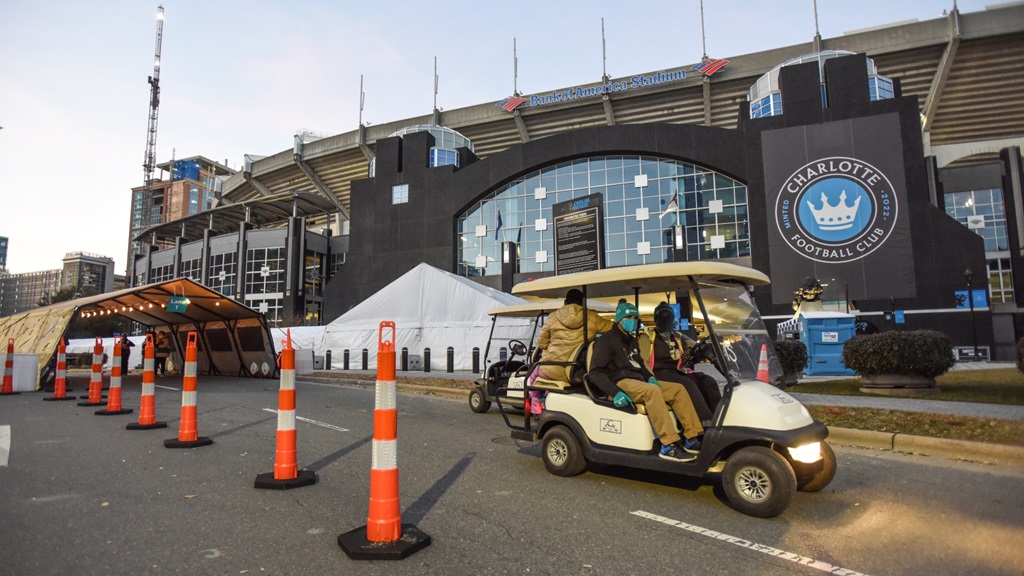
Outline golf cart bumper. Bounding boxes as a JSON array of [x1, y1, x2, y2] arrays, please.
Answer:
[[711, 420, 829, 479]]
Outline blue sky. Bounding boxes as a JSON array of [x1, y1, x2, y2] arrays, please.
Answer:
[[0, 0, 988, 275]]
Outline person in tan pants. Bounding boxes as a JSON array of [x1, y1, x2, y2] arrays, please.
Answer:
[[588, 301, 704, 462]]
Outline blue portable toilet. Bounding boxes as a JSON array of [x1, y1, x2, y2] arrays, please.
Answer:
[[798, 312, 856, 376]]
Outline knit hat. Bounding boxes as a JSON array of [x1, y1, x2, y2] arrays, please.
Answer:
[[614, 301, 639, 324], [564, 288, 584, 306], [654, 301, 674, 320]]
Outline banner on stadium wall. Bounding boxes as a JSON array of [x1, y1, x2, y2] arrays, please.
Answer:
[[762, 113, 916, 304]]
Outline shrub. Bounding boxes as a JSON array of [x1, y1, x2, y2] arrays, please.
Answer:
[[1017, 336, 1024, 374], [842, 330, 956, 379], [775, 339, 808, 375]]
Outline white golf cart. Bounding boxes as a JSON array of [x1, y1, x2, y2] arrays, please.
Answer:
[[470, 300, 615, 414], [496, 262, 836, 518]]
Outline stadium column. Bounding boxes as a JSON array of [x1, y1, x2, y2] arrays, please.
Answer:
[[172, 235, 184, 279], [283, 215, 305, 325], [200, 227, 212, 286], [235, 220, 251, 302]]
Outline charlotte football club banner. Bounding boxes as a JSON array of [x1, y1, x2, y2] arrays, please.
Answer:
[[762, 113, 916, 304]]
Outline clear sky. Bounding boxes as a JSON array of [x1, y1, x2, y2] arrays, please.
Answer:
[[0, 0, 990, 276]]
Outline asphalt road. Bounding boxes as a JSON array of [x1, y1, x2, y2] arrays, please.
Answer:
[[1, 375, 1023, 576]]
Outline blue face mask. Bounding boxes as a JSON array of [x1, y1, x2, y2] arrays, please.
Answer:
[[620, 318, 638, 333]]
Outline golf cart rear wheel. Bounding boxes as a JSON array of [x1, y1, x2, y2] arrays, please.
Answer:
[[798, 441, 837, 493], [542, 425, 587, 477], [469, 387, 491, 413], [722, 447, 796, 518]]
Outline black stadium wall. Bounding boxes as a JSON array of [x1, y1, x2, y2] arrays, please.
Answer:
[[326, 53, 992, 354]]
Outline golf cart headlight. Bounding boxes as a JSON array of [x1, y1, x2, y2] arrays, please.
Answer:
[[788, 442, 822, 464]]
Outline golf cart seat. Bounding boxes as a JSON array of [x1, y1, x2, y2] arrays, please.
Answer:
[[576, 341, 650, 415], [532, 343, 588, 391]]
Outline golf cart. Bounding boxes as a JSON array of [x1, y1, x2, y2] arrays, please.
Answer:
[[495, 262, 836, 518], [469, 300, 615, 414]]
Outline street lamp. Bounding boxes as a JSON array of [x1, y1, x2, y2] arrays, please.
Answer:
[[963, 268, 979, 361]]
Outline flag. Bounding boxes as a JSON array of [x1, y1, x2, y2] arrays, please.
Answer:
[[660, 191, 679, 220], [516, 221, 522, 244], [495, 209, 503, 240]]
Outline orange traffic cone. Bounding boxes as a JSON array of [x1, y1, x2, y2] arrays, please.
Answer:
[[96, 338, 133, 416], [2, 338, 20, 396], [127, 334, 167, 430], [165, 332, 212, 448], [338, 321, 431, 560], [756, 343, 770, 383], [44, 339, 76, 401], [77, 338, 107, 406], [255, 329, 317, 490]]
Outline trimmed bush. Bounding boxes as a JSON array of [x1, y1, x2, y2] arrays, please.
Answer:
[[1017, 336, 1024, 374], [775, 339, 808, 376], [842, 330, 956, 379]]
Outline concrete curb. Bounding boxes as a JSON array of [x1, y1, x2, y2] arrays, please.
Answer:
[[828, 427, 1024, 468], [299, 375, 1024, 468]]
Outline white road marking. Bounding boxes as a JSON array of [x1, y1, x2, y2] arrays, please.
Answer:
[[631, 510, 871, 576], [0, 425, 10, 467], [155, 385, 180, 391], [262, 409, 349, 432]]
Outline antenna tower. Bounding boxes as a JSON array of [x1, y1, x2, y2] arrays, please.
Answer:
[[143, 6, 165, 212]]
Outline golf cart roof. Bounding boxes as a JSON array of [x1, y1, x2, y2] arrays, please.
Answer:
[[487, 299, 617, 318], [511, 262, 770, 300]]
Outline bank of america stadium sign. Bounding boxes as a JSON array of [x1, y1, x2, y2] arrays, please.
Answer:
[[497, 57, 729, 112]]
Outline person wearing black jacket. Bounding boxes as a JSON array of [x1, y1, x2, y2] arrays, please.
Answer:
[[588, 301, 704, 462]]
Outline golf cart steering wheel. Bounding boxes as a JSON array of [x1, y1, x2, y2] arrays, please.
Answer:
[[508, 339, 528, 357], [683, 337, 714, 366]]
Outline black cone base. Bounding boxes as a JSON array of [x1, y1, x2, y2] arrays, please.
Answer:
[[164, 437, 213, 449], [126, 421, 168, 430], [95, 408, 133, 415], [43, 396, 77, 401], [77, 399, 106, 406], [337, 524, 431, 560], [254, 469, 318, 490], [1, 391, 21, 396]]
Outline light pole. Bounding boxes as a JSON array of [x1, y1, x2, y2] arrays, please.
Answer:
[[963, 268, 979, 361]]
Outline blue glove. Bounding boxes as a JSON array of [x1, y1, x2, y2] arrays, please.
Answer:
[[648, 377, 659, 386], [613, 391, 632, 408]]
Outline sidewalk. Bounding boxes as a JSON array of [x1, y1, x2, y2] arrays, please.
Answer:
[[790, 393, 1024, 421]]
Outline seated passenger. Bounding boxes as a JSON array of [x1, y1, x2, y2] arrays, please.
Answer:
[[588, 301, 704, 463], [527, 289, 614, 414], [642, 302, 722, 423]]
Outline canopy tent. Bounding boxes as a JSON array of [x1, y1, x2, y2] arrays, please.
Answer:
[[0, 278, 278, 388], [322, 263, 527, 370]]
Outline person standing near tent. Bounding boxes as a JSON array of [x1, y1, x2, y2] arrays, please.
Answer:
[[155, 331, 171, 376], [119, 334, 135, 376]]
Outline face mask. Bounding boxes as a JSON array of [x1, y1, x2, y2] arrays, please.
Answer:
[[655, 316, 674, 333], [620, 318, 638, 333]]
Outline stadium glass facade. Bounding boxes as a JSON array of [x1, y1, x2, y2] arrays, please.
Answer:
[[944, 188, 1014, 303], [457, 156, 749, 277]]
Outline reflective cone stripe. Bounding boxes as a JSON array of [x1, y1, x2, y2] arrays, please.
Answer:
[[175, 332, 200, 442], [273, 330, 298, 480], [756, 343, 770, 383], [137, 335, 158, 425], [2, 338, 14, 394], [105, 340, 124, 411], [87, 338, 104, 403], [54, 339, 68, 398], [367, 321, 401, 543]]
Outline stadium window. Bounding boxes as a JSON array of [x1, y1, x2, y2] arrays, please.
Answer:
[[392, 184, 409, 205]]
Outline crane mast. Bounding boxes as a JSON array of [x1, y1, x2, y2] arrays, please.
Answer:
[[143, 5, 164, 196]]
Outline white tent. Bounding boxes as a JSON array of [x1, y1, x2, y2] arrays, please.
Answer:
[[322, 263, 527, 370]]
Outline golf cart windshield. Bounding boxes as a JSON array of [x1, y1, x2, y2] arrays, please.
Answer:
[[697, 286, 782, 384]]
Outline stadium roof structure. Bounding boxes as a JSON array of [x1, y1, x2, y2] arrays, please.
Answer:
[[216, 5, 1024, 216]]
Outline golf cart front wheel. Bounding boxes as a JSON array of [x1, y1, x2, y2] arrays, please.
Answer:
[[722, 446, 796, 518], [541, 425, 587, 477], [469, 387, 491, 413], [798, 441, 837, 493]]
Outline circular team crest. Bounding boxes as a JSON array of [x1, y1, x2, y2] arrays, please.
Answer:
[[775, 157, 897, 263]]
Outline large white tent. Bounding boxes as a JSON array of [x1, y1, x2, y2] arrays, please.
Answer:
[[322, 263, 527, 370]]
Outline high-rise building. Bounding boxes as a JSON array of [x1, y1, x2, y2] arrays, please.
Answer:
[[0, 269, 62, 316], [0, 236, 8, 272], [127, 156, 235, 275], [0, 252, 116, 316], [61, 252, 115, 296]]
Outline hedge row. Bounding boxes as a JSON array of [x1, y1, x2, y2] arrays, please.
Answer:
[[842, 330, 955, 378]]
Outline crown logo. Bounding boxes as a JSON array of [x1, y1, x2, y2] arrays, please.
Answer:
[[806, 190, 860, 230]]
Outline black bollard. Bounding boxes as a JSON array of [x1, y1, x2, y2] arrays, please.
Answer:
[[472, 347, 480, 374], [446, 347, 454, 373], [401, 347, 409, 372], [343, 349, 350, 371], [424, 348, 431, 373], [325, 349, 332, 370], [361, 348, 368, 371]]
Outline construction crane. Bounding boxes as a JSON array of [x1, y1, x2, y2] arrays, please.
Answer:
[[143, 5, 165, 206]]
